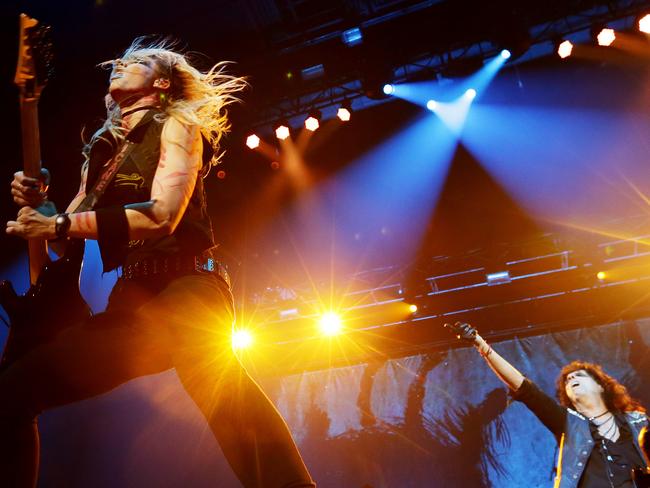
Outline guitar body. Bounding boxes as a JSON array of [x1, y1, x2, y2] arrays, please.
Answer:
[[0, 240, 91, 369], [0, 14, 91, 369]]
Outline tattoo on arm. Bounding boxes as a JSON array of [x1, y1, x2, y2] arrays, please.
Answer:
[[70, 211, 97, 233]]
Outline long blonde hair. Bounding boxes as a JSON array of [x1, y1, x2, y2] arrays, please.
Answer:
[[84, 37, 247, 168]]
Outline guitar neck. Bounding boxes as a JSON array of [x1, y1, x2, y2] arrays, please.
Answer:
[[20, 98, 42, 177], [20, 96, 48, 284]]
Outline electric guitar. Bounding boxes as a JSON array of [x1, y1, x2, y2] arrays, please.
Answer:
[[0, 14, 90, 368]]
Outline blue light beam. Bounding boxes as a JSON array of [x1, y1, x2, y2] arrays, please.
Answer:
[[322, 113, 460, 265], [426, 88, 477, 135], [389, 50, 510, 107]]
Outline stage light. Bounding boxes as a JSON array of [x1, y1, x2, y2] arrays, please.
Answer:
[[557, 40, 573, 59], [337, 107, 351, 121], [639, 14, 650, 34], [337, 100, 352, 122], [342, 27, 363, 46], [216, 170, 226, 179], [232, 329, 253, 350], [596, 28, 616, 47], [426, 100, 438, 111], [500, 49, 511, 59], [408, 304, 418, 313], [465, 88, 477, 100], [245, 134, 260, 149], [597, 271, 607, 281], [319, 311, 342, 336], [304, 109, 321, 132], [305, 116, 319, 131], [383, 83, 395, 95], [486, 271, 511, 286], [275, 124, 290, 140]]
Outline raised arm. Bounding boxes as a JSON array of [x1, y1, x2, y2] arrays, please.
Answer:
[[446, 321, 566, 436], [446, 322, 524, 391]]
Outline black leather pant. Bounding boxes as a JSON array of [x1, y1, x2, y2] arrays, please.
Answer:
[[0, 273, 315, 488]]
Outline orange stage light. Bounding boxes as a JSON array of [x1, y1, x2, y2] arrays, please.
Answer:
[[337, 107, 351, 122], [275, 125, 290, 140], [558, 40, 573, 59], [639, 14, 650, 34], [246, 134, 260, 149], [304, 116, 320, 131], [597, 28, 616, 47]]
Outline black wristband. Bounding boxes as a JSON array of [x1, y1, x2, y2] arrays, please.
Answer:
[[54, 213, 71, 238]]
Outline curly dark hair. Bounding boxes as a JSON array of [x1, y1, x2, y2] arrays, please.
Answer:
[[556, 360, 646, 413]]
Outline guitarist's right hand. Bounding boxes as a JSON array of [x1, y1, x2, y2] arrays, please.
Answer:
[[11, 169, 50, 208]]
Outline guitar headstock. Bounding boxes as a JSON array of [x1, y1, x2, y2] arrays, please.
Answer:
[[14, 13, 54, 100]]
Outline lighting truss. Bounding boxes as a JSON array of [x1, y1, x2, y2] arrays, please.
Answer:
[[245, 0, 650, 136]]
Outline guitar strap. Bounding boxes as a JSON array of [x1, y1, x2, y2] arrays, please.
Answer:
[[73, 138, 136, 213]]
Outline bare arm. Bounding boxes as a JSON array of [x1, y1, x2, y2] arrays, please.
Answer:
[[473, 333, 525, 391]]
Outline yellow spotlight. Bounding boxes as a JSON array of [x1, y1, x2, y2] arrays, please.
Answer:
[[337, 107, 351, 122], [319, 311, 342, 336], [232, 329, 253, 350], [558, 40, 573, 59], [246, 134, 260, 149], [408, 304, 418, 314], [275, 125, 290, 140], [597, 28, 616, 47], [596, 271, 607, 281], [304, 116, 320, 131], [639, 14, 650, 34]]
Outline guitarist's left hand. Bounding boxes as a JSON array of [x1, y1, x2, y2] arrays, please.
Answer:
[[6, 206, 56, 240]]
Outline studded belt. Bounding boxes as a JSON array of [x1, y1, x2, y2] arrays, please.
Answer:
[[121, 255, 231, 288]]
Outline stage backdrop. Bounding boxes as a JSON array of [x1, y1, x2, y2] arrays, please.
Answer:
[[36, 319, 650, 488]]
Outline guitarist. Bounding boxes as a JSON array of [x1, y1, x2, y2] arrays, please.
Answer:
[[448, 322, 647, 488], [3, 38, 315, 488]]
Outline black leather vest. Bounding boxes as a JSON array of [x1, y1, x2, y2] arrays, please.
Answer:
[[86, 110, 215, 271]]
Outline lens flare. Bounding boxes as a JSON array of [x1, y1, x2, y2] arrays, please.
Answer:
[[232, 329, 253, 349], [319, 312, 343, 336]]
